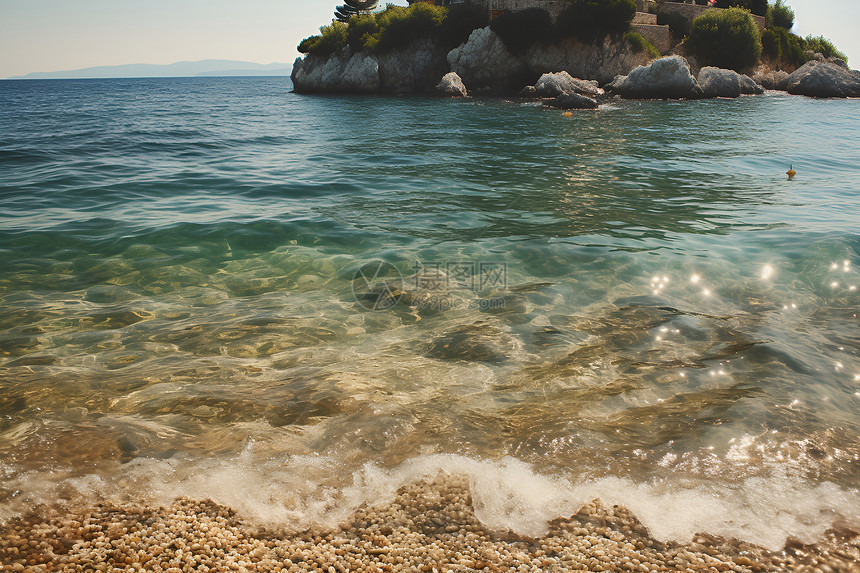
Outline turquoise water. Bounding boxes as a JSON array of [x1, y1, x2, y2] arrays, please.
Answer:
[[1, 77, 859, 547]]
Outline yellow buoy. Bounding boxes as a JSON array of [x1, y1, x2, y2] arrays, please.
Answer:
[[562, 111, 573, 117], [787, 164, 796, 179]]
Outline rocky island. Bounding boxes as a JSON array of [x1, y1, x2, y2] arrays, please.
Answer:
[[291, 0, 860, 101]]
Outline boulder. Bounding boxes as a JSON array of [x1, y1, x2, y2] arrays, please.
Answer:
[[697, 67, 742, 98], [696, 67, 763, 98], [783, 60, 860, 98], [826, 57, 849, 69], [519, 85, 538, 98], [606, 56, 702, 99], [752, 67, 789, 90], [738, 73, 765, 95], [534, 71, 604, 98], [544, 92, 599, 110], [436, 72, 467, 97], [447, 27, 526, 91]]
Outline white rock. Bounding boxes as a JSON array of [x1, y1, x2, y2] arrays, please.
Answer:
[[291, 39, 445, 94], [738, 73, 765, 95], [436, 72, 467, 97], [606, 56, 703, 99], [341, 52, 380, 93], [447, 27, 525, 90], [534, 71, 603, 97], [697, 67, 742, 98], [697, 67, 763, 97], [784, 60, 860, 98], [291, 47, 378, 93]]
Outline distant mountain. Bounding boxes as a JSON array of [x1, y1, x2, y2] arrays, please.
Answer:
[[8, 60, 292, 80]]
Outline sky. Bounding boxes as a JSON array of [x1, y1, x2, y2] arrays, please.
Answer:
[[0, 0, 857, 78]]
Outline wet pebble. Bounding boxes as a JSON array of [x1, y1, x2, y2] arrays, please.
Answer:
[[1, 475, 858, 573]]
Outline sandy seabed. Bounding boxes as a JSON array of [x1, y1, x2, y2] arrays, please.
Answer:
[[1, 474, 858, 573]]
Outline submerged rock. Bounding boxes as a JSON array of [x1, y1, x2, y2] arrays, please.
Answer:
[[544, 91, 599, 110], [534, 71, 603, 98], [697, 67, 763, 98], [606, 56, 703, 100], [783, 60, 860, 98], [427, 322, 514, 362], [436, 72, 467, 97]]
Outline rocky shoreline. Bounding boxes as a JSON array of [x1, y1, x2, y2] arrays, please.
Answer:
[[291, 26, 860, 102], [2, 474, 859, 572]]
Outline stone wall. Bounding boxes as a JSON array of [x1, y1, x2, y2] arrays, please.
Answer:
[[633, 24, 674, 54], [486, 0, 565, 20], [659, 2, 766, 32]]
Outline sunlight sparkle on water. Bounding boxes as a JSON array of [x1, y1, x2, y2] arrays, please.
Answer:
[[761, 265, 774, 280]]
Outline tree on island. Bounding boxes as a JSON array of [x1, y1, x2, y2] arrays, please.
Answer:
[[766, 0, 794, 30], [335, 0, 379, 23]]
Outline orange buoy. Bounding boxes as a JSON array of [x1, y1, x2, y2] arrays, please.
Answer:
[[787, 164, 796, 179], [562, 111, 573, 117]]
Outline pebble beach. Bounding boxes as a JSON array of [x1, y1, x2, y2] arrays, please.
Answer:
[[2, 474, 858, 573]]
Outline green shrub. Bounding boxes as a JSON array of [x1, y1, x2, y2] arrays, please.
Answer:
[[297, 36, 317, 54], [490, 8, 553, 54], [656, 11, 690, 42], [714, 0, 767, 16], [688, 7, 762, 70], [298, 1, 487, 55], [626, 31, 660, 58], [766, 0, 794, 30], [805, 35, 848, 64], [556, 0, 637, 44], [298, 22, 348, 57], [369, 3, 448, 53], [760, 27, 806, 68], [346, 14, 380, 50]]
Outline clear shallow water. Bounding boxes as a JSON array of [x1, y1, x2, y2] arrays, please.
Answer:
[[0, 77, 859, 548]]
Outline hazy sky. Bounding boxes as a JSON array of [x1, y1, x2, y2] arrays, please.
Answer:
[[0, 0, 857, 78]]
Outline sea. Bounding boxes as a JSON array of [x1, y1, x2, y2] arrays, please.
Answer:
[[0, 76, 858, 550]]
